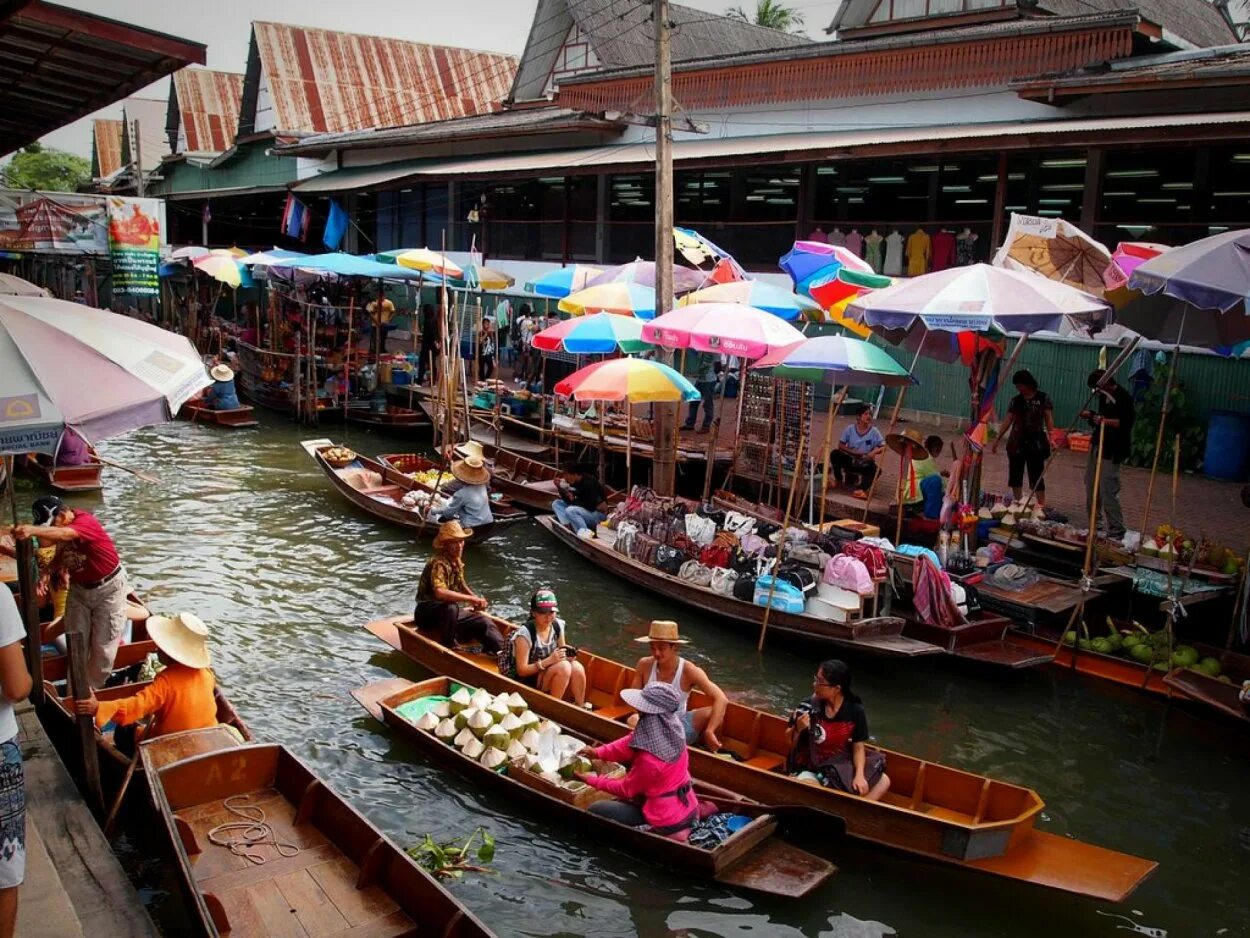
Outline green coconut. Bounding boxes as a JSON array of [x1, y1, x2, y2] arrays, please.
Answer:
[[480, 747, 508, 770], [434, 718, 459, 743], [1062, 631, 1077, 647], [486, 700, 511, 724], [507, 692, 529, 715], [505, 739, 528, 762], [460, 737, 486, 760], [469, 688, 493, 711], [519, 728, 542, 751], [1090, 638, 1113, 655], [1130, 643, 1155, 663], [482, 725, 510, 751], [1152, 660, 1171, 672], [1171, 645, 1200, 668], [558, 755, 592, 780], [1121, 633, 1142, 650], [498, 712, 524, 740], [468, 710, 495, 739], [1196, 657, 1222, 677], [447, 687, 472, 715], [518, 711, 541, 730], [1077, 638, 1093, 651], [454, 706, 480, 731], [453, 727, 476, 749], [414, 711, 441, 732]]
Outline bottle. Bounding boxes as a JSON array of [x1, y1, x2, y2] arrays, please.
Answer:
[[938, 530, 950, 567]]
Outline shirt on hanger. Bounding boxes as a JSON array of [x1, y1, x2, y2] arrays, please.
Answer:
[[906, 229, 931, 276], [883, 232, 905, 277], [931, 230, 956, 271], [844, 230, 864, 257]]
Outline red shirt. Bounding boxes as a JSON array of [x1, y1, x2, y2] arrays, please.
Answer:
[[59, 512, 119, 585]]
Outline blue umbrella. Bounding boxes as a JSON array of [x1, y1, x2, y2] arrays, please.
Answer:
[[524, 265, 603, 298]]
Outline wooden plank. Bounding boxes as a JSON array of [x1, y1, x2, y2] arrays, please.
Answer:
[[66, 632, 103, 812], [308, 856, 401, 927], [276, 867, 353, 936], [199, 844, 341, 894], [328, 909, 419, 937], [239, 878, 310, 937]]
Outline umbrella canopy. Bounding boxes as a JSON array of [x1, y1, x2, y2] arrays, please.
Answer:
[[192, 252, 249, 288], [680, 281, 819, 321], [381, 248, 463, 279], [780, 242, 873, 284], [753, 334, 916, 386], [587, 258, 707, 294], [846, 263, 1108, 336], [808, 267, 892, 312], [451, 264, 514, 291], [879, 321, 1008, 365], [532, 312, 650, 354], [1128, 228, 1250, 312], [272, 253, 428, 283], [240, 248, 307, 267], [0, 273, 48, 297], [0, 296, 209, 454], [554, 358, 699, 403], [641, 303, 805, 360], [1115, 292, 1250, 350], [559, 281, 657, 319], [673, 227, 747, 281], [1111, 242, 1169, 281], [169, 246, 210, 261], [993, 214, 1113, 295], [524, 265, 603, 298]]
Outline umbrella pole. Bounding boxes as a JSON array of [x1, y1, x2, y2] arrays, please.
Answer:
[[626, 402, 632, 492], [818, 387, 848, 530], [724, 360, 749, 491], [1141, 339, 1181, 538], [344, 292, 353, 419], [894, 444, 910, 547], [598, 408, 606, 481], [757, 432, 807, 653], [700, 368, 730, 503]]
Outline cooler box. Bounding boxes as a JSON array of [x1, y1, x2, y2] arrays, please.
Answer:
[[810, 582, 862, 622]]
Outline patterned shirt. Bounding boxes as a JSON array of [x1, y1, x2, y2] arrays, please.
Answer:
[[417, 555, 469, 603]]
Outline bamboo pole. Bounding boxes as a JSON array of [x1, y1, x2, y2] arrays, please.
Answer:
[[626, 401, 633, 491], [757, 431, 807, 653], [894, 443, 912, 547], [723, 360, 749, 491], [1165, 434, 1181, 602], [817, 386, 849, 530], [1141, 342, 1181, 538], [700, 359, 730, 502], [344, 291, 353, 420], [1054, 420, 1107, 667], [68, 631, 104, 813]]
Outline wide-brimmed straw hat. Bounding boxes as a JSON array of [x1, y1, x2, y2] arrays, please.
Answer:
[[635, 620, 689, 644], [147, 612, 212, 669], [209, 364, 235, 382], [451, 455, 490, 486], [621, 682, 684, 715], [454, 440, 485, 461], [886, 427, 929, 459], [433, 520, 474, 548]]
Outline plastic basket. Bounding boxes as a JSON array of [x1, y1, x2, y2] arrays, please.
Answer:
[[1068, 432, 1092, 453]]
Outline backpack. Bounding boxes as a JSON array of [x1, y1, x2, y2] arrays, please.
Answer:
[[655, 544, 685, 575]]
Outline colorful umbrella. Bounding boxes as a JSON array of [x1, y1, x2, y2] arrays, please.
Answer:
[[558, 281, 657, 319], [680, 281, 819, 321], [641, 303, 804, 360], [192, 252, 249, 288], [0, 273, 48, 297], [673, 227, 747, 281], [169, 246, 210, 261], [391, 248, 463, 279], [587, 258, 707, 294], [753, 334, 916, 386], [532, 312, 651, 354], [808, 267, 891, 312], [1128, 228, 1250, 312], [453, 264, 514, 291], [272, 253, 427, 283], [779, 241, 873, 284], [1111, 242, 1169, 282], [554, 358, 699, 403], [524, 265, 602, 298], [211, 246, 249, 259], [0, 296, 210, 453], [241, 248, 308, 268], [993, 213, 1113, 295]]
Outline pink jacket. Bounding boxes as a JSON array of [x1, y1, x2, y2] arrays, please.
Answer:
[[584, 734, 696, 832]]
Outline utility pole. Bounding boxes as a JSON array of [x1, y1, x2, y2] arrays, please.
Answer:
[[132, 119, 145, 197], [651, 0, 677, 496]]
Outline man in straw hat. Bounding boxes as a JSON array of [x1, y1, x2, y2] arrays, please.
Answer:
[[14, 496, 128, 689], [201, 361, 240, 410], [627, 620, 727, 752], [829, 404, 885, 497], [552, 463, 608, 540], [415, 521, 503, 653], [72, 612, 222, 750], [431, 452, 494, 529]]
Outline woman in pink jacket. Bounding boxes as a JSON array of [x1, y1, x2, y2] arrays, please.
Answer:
[[578, 682, 698, 840]]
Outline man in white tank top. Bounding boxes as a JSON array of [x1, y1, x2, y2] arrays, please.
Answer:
[[627, 620, 727, 751]]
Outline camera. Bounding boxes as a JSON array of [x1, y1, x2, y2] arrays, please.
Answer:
[[565, 646, 578, 659], [787, 701, 816, 726]]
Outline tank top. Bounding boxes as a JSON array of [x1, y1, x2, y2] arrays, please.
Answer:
[[646, 657, 690, 714]]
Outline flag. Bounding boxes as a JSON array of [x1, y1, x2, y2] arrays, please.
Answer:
[[964, 420, 989, 453], [281, 194, 310, 241], [322, 199, 348, 251]]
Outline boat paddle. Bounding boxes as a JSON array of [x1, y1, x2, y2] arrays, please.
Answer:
[[102, 717, 153, 837], [96, 456, 161, 485], [695, 793, 846, 837]]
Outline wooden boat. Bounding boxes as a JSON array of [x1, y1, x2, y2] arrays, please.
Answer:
[[352, 675, 834, 898], [1164, 659, 1250, 725], [149, 742, 494, 938], [413, 398, 551, 457], [301, 439, 527, 542], [536, 515, 939, 657], [138, 724, 248, 778], [343, 401, 430, 434], [363, 614, 1158, 901], [178, 400, 259, 428], [29, 446, 104, 492]]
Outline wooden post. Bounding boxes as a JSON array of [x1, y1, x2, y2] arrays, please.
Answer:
[[651, 0, 677, 496], [1141, 343, 1181, 538], [67, 632, 104, 813], [757, 432, 807, 653], [817, 386, 848, 529], [626, 401, 633, 492], [15, 539, 43, 707], [894, 443, 912, 547]]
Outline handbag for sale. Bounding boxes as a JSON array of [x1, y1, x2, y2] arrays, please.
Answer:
[[631, 531, 660, 567], [722, 510, 756, 537], [678, 560, 715, 587], [787, 543, 829, 570], [710, 567, 739, 596], [614, 521, 639, 557], [700, 543, 733, 569], [684, 513, 717, 548], [695, 504, 727, 527], [775, 563, 818, 596], [732, 574, 758, 602], [655, 544, 685, 575]]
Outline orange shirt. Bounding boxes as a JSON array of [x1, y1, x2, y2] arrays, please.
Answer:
[[95, 663, 218, 738]]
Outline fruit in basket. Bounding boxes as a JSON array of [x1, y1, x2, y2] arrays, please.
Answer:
[[322, 446, 356, 463]]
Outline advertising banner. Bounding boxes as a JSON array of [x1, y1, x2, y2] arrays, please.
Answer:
[[108, 196, 161, 295]]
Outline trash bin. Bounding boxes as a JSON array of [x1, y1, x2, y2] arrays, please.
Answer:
[[1204, 410, 1250, 481]]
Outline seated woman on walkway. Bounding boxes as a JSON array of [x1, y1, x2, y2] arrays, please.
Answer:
[[578, 682, 700, 840], [498, 588, 587, 706], [786, 659, 889, 800], [829, 406, 885, 496]]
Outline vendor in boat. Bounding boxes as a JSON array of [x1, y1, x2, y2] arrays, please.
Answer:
[[552, 463, 608, 539], [414, 521, 503, 653], [431, 454, 493, 528], [786, 659, 889, 801], [53, 428, 92, 466], [72, 612, 221, 754], [829, 405, 885, 496], [201, 363, 240, 411], [578, 682, 700, 840], [499, 588, 587, 707], [627, 620, 727, 752]]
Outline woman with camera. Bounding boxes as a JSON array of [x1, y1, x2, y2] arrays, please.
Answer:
[[787, 659, 889, 800], [498, 588, 587, 707]]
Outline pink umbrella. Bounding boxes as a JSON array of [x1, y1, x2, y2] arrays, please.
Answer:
[[641, 303, 805, 360], [1107, 241, 1169, 289], [587, 258, 708, 294]]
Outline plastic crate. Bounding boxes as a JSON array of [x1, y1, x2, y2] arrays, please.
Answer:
[[1068, 432, 1092, 453]]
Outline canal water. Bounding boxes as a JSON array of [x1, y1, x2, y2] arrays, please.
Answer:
[[56, 414, 1250, 937]]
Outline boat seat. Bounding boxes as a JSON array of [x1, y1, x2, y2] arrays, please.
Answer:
[[743, 752, 786, 773], [595, 703, 633, 721]]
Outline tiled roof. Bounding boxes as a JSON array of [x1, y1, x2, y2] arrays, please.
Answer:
[[91, 118, 122, 179], [171, 68, 244, 154], [248, 21, 517, 135]]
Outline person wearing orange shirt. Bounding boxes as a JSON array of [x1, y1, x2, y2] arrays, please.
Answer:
[[73, 612, 219, 752]]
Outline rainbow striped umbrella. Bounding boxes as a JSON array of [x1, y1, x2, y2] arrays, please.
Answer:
[[554, 358, 699, 403], [558, 281, 657, 318], [524, 265, 603, 298], [680, 281, 819, 321], [754, 335, 915, 386], [532, 312, 651, 354]]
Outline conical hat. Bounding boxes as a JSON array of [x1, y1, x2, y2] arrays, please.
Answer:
[[147, 612, 211, 669]]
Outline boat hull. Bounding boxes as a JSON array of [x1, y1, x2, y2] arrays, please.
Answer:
[[29, 452, 104, 492], [178, 401, 259, 428]]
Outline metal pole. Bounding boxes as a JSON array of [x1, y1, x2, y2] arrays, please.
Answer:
[[818, 386, 849, 529], [651, 0, 677, 496], [132, 118, 144, 198]]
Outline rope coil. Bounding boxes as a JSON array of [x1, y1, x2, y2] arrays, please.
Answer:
[[206, 795, 301, 866]]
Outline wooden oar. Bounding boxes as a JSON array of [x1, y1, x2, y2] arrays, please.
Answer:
[[96, 456, 160, 484], [697, 793, 846, 835], [102, 717, 152, 837]]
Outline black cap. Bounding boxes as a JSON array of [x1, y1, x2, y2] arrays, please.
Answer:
[[31, 496, 65, 526]]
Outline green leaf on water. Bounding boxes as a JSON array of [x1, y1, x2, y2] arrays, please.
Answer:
[[477, 830, 496, 863]]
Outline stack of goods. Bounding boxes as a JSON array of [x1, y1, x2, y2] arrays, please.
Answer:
[[398, 489, 450, 516], [406, 468, 449, 490], [1062, 618, 1228, 680]]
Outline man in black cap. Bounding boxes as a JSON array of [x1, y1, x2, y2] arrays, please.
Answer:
[[13, 497, 128, 688], [1081, 370, 1136, 540]]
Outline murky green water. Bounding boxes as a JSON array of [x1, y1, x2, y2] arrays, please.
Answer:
[[54, 414, 1250, 936]]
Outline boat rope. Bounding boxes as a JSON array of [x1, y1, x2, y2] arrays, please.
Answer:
[[206, 795, 300, 865]]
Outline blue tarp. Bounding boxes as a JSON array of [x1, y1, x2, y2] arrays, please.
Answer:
[[271, 252, 429, 281]]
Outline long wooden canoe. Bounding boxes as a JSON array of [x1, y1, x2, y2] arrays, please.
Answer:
[[353, 675, 834, 898], [1164, 663, 1250, 724], [178, 401, 259, 428], [28, 447, 105, 492], [149, 742, 495, 938], [536, 515, 939, 657], [344, 402, 430, 434], [363, 614, 1157, 901], [301, 439, 527, 543]]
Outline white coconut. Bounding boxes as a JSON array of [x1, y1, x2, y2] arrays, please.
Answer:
[[480, 747, 507, 770], [1001, 513, 1017, 528], [430, 701, 451, 719], [536, 719, 558, 736], [469, 688, 493, 711], [468, 709, 495, 739], [454, 706, 480, 731], [538, 770, 562, 785], [498, 713, 523, 740], [486, 700, 510, 723], [518, 710, 540, 729], [414, 711, 440, 732], [491, 692, 511, 711], [434, 718, 458, 743], [454, 727, 476, 749], [505, 739, 528, 761], [507, 692, 528, 715], [482, 725, 510, 751], [447, 687, 472, 714], [519, 728, 541, 751], [460, 737, 485, 760]]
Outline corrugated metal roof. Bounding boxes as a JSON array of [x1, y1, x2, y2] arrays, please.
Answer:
[[121, 97, 169, 173], [91, 118, 122, 179], [293, 110, 1250, 191], [250, 21, 517, 135], [1018, 43, 1250, 93], [172, 68, 244, 154]]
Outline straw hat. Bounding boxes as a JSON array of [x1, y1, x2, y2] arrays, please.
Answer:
[[433, 520, 474, 548], [147, 612, 212, 669], [210, 364, 235, 382], [635, 620, 690, 644], [451, 455, 490, 486], [454, 440, 486, 461], [886, 427, 929, 459]]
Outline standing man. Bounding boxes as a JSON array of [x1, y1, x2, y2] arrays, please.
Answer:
[[13, 496, 127, 689], [1081, 369, 1135, 540], [829, 405, 886, 495], [552, 463, 608, 538], [681, 353, 724, 433], [494, 297, 513, 367]]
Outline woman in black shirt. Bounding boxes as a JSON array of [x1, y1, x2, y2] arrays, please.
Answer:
[[991, 369, 1055, 509]]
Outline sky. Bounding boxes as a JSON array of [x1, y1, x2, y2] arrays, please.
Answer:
[[37, 0, 845, 158]]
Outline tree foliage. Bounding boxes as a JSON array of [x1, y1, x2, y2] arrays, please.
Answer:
[[725, 0, 806, 34], [3, 142, 91, 192]]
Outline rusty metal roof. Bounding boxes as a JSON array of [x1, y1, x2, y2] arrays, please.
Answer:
[[91, 118, 122, 179], [242, 21, 517, 136], [0, 1, 205, 156], [1017, 42, 1250, 99], [170, 68, 244, 154]]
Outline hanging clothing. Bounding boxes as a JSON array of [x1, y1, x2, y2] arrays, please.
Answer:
[[956, 231, 978, 266], [931, 230, 957, 271], [844, 230, 864, 257], [864, 233, 885, 273], [828, 229, 846, 247], [906, 229, 931, 276], [912, 554, 964, 628], [883, 232, 905, 276]]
